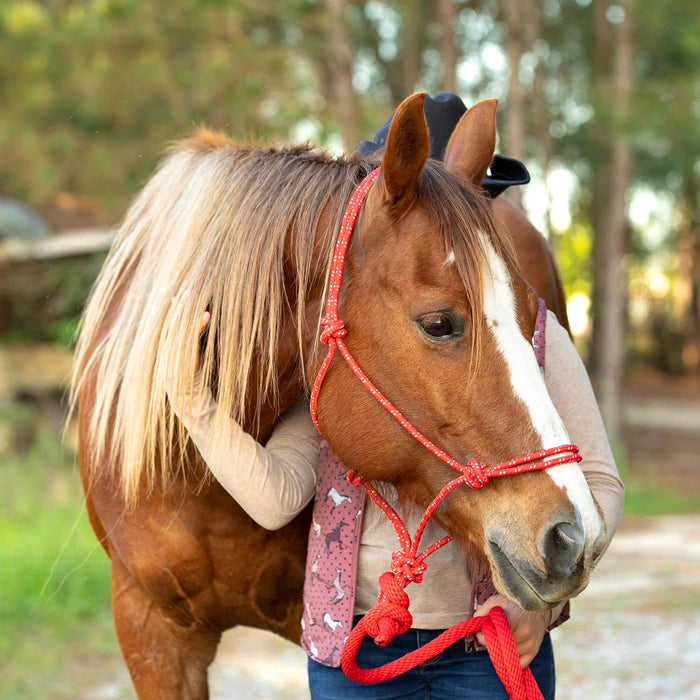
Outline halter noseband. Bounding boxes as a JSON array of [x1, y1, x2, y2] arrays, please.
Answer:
[[309, 167, 581, 697]]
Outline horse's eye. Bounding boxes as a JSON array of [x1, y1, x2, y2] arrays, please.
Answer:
[[418, 313, 454, 339]]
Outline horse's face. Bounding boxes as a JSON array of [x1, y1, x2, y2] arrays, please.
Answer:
[[317, 93, 606, 611]]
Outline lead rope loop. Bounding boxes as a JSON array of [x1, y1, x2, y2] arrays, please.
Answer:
[[342, 606, 542, 700]]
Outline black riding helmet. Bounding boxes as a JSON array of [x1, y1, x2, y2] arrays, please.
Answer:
[[354, 92, 530, 199]]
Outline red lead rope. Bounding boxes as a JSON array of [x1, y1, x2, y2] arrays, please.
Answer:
[[342, 606, 544, 700], [310, 167, 581, 698]]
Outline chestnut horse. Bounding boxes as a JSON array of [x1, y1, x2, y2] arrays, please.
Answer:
[[72, 94, 603, 699]]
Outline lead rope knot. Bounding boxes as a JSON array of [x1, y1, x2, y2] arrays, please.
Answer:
[[463, 457, 490, 488], [363, 572, 413, 647], [391, 550, 427, 583], [320, 316, 347, 345]]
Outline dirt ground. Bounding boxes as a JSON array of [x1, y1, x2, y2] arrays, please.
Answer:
[[6, 357, 697, 698], [622, 371, 700, 496], [204, 379, 700, 699]]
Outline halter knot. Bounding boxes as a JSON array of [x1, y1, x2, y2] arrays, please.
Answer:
[[391, 550, 427, 583], [346, 470, 364, 486], [363, 572, 413, 646], [320, 316, 347, 345], [463, 457, 490, 489]]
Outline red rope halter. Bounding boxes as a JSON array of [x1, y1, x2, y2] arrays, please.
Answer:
[[310, 167, 581, 698]]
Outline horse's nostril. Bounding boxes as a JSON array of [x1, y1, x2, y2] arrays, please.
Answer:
[[554, 522, 579, 547], [540, 521, 585, 576]]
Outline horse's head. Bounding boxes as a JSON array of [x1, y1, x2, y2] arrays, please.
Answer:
[[315, 93, 606, 611]]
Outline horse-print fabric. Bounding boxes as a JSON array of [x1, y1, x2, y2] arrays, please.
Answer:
[[300, 444, 366, 667]]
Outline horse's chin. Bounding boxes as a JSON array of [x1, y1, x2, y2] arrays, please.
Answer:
[[486, 539, 589, 612]]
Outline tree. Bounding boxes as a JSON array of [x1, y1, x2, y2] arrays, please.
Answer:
[[596, 0, 634, 441], [501, 0, 526, 206], [437, 0, 458, 93], [321, 0, 362, 147]]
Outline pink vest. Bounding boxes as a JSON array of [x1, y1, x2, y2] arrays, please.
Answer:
[[301, 300, 563, 667]]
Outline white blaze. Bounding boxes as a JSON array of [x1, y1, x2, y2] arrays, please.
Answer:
[[481, 241, 604, 546]]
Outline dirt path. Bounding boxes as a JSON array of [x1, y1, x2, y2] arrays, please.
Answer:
[[202, 514, 700, 699], [552, 515, 700, 699], [623, 397, 700, 432]]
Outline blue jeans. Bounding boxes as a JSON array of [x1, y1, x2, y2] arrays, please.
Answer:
[[308, 621, 555, 699]]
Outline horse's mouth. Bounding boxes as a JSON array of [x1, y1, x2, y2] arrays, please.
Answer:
[[487, 539, 586, 611]]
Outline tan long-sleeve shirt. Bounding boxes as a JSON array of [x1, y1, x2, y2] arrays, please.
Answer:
[[169, 311, 624, 627]]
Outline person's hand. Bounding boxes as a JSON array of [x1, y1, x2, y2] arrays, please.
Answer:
[[473, 594, 552, 669], [193, 310, 210, 373]]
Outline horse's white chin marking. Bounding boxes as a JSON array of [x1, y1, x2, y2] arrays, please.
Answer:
[[481, 239, 604, 547]]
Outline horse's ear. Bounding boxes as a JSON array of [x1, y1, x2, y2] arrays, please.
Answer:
[[379, 92, 429, 210], [443, 98, 498, 186]]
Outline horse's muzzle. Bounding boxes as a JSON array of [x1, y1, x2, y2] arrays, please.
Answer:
[[487, 520, 593, 610]]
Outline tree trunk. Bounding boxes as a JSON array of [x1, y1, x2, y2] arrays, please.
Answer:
[[525, 0, 552, 243], [402, 0, 422, 94], [680, 171, 700, 372], [324, 0, 359, 149], [502, 0, 525, 206], [437, 0, 458, 93], [597, 0, 634, 442], [589, 160, 611, 373], [589, 0, 614, 373]]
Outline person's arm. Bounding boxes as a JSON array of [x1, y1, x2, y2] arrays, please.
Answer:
[[536, 310, 625, 631], [166, 310, 319, 530], [530, 312, 624, 629], [544, 309, 625, 546], [169, 385, 319, 530]]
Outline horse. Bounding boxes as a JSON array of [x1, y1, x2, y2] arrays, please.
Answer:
[[71, 93, 603, 699]]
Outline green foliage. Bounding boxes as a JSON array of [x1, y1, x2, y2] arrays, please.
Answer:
[[622, 478, 700, 516], [0, 420, 116, 695], [0, 0, 328, 215], [612, 440, 700, 515], [0, 0, 697, 365], [553, 217, 594, 299], [0, 427, 111, 626]]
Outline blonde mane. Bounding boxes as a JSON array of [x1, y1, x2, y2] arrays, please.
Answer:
[[71, 130, 371, 504], [71, 129, 516, 506]]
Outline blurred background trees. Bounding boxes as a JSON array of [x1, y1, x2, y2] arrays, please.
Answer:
[[1, 0, 698, 438]]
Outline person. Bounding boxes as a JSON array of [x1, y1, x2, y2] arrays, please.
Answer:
[[167, 95, 624, 699]]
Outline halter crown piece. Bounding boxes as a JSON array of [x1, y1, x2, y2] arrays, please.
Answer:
[[309, 168, 582, 699]]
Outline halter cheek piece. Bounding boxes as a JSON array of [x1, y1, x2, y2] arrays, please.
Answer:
[[309, 168, 581, 698]]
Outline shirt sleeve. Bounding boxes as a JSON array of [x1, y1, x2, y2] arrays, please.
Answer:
[[544, 310, 625, 551], [168, 379, 319, 530]]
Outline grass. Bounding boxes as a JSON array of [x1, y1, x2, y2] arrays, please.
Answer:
[[611, 439, 700, 516], [622, 478, 700, 515], [0, 424, 125, 699]]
